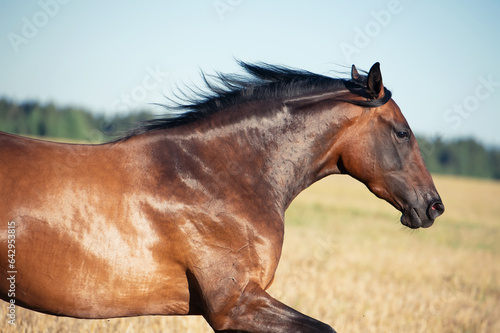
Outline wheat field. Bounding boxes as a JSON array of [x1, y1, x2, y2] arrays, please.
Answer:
[[1, 174, 499, 332]]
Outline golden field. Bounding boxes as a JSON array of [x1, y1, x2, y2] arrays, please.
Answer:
[[1, 174, 499, 332]]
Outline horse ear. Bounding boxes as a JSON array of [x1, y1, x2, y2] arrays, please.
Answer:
[[367, 62, 384, 99], [351, 65, 361, 81]]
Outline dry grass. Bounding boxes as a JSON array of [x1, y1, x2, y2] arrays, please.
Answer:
[[1, 175, 499, 332]]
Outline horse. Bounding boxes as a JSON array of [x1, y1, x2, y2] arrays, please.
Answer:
[[0, 61, 444, 332]]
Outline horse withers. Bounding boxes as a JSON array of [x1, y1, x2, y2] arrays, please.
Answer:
[[0, 62, 444, 332]]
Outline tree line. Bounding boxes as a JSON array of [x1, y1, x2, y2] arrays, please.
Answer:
[[1, 97, 499, 180], [0, 98, 153, 142], [418, 137, 500, 180]]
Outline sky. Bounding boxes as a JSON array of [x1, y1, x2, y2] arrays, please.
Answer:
[[1, 0, 499, 146]]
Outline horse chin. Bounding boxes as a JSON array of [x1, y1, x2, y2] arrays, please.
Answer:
[[400, 208, 434, 229]]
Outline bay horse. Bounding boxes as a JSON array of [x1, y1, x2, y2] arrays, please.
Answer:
[[0, 62, 444, 332]]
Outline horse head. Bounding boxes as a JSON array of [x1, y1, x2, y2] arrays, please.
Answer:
[[337, 63, 444, 228]]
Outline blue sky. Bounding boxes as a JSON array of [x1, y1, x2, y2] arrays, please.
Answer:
[[1, 0, 499, 146]]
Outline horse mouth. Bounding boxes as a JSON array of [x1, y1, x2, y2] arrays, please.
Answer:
[[400, 208, 434, 229]]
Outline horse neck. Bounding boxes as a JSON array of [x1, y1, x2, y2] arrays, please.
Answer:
[[267, 101, 359, 210], [194, 97, 360, 212]]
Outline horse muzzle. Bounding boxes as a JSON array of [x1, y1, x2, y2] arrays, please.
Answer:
[[400, 199, 444, 229]]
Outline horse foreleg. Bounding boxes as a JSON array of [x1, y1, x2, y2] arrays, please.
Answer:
[[205, 281, 335, 333]]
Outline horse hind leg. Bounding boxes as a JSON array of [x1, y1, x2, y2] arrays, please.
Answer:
[[205, 281, 335, 333]]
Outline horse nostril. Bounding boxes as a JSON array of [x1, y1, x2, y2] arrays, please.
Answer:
[[427, 201, 444, 220]]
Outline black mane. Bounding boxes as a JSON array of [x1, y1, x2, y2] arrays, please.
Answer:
[[123, 61, 391, 138]]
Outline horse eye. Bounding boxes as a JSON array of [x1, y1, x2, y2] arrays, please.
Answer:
[[396, 130, 409, 140]]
